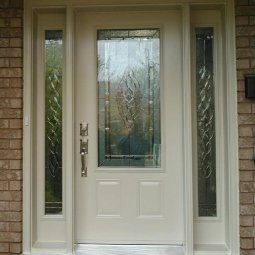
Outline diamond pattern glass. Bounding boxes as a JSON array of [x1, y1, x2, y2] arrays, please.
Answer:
[[45, 30, 63, 214], [98, 29, 161, 167], [196, 28, 216, 217]]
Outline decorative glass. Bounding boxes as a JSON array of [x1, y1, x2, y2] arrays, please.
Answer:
[[195, 28, 216, 217], [45, 30, 63, 214], [97, 29, 161, 167]]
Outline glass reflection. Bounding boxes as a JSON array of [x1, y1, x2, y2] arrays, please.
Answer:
[[98, 29, 161, 167], [195, 27, 216, 217], [45, 30, 63, 214]]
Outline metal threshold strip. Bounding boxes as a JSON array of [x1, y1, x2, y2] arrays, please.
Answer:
[[75, 244, 184, 255]]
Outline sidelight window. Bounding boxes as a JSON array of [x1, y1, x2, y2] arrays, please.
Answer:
[[44, 30, 63, 215]]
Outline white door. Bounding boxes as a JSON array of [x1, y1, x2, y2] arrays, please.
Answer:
[[75, 10, 184, 244]]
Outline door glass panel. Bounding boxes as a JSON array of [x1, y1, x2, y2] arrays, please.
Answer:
[[97, 29, 160, 167], [45, 30, 63, 214], [195, 27, 216, 217]]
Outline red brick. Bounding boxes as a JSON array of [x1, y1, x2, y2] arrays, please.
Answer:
[[9, 38, 21, 47], [237, 37, 250, 47], [0, 211, 21, 222], [9, 160, 21, 170], [237, 59, 250, 69], [236, 16, 250, 25], [0, 28, 22, 38], [0, 201, 9, 211], [0, 48, 21, 57], [236, 6, 255, 15], [0, 160, 8, 169], [0, 10, 22, 18], [0, 58, 9, 67], [10, 119, 22, 128], [0, 109, 22, 118], [10, 57, 22, 67], [236, 0, 249, 5], [0, 78, 9, 87], [0, 180, 8, 190], [237, 48, 255, 58], [239, 103, 252, 113], [0, 38, 9, 48], [241, 182, 255, 192], [241, 226, 255, 237], [241, 193, 254, 204], [251, 37, 255, 47], [241, 159, 255, 170], [10, 139, 22, 149], [0, 232, 21, 242], [250, 16, 255, 25], [10, 0, 23, 8], [240, 171, 254, 181], [238, 80, 245, 91], [0, 222, 9, 231], [0, 150, 21, 159], [9, 77, 22, 87], [0, 88, 22, 97], [239, 126, 253, 136], [239, 137, 255, 147], [0, 120, 8, 128], [237, 26, 255, 36], [9, 222, 21, 232], [251, 59, 255, 68], [239, 115, 255, 124], [9, 181, 21, 191], [0, 170, 22, 180], [0, 140, 9, 149], [241, 238, 254, 249], [0, 67, 22, 77], [9, 201, 21, 211], [0, 191, 21, 201], [10, 98, 22, 108], [10, 243, 22, 254], [0, 243, 9, 252], [240, 149, 254, 160]]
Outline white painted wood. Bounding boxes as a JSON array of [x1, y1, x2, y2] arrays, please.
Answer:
[[23, 0, 33, 253], [225, 0, 240, 254], [35, 12, 66, 243], [75, 10, 184, 244], [191, 10, 227, 244], [181, 4, 193, 255], [191, 9, 228, 246], [65, 7, 75, 254]]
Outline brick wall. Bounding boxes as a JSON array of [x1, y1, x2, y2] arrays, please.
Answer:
[[0, 0, 23, 254], [236, 0, 255, 253]]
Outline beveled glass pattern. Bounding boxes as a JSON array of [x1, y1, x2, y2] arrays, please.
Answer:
[[98, 29, 161, 167], [45, 30, 63, 214], [196, 28, 216, 217]]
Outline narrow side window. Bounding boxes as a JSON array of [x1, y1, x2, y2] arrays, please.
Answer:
[[195, 27, 216, 217], [44, 30, 63, 215]]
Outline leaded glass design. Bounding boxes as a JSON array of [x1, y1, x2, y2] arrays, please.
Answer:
[[98, 29, 161, 167], [45, 30, 63, 214], [195, 28, 216, 217]]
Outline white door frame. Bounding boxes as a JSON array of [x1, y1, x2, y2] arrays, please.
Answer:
[[23, 0, 239, 254]]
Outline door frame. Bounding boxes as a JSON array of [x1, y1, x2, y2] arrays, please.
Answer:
[[23, 0, 239, 254]]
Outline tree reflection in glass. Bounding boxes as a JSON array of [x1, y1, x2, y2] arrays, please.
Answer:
[[97, 29, 161, 167]]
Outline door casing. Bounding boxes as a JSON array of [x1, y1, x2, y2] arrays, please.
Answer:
[[23, 1, 239, 254]]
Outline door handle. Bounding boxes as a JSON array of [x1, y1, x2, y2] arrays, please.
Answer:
[[80, 139, 88, 177]]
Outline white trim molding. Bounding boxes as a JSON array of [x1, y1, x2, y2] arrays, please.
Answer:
[[23, 0, 239, 254]]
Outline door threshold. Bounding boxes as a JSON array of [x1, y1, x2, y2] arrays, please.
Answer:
[[75, 244, 184, 255]]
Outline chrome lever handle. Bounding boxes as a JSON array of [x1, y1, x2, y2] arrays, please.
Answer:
[[80, 139, 88, 177]]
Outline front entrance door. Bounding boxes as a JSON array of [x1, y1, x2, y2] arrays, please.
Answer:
[[75, 10, 184, 244]]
